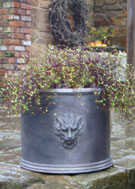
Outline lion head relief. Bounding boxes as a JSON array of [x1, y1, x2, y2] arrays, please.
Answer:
[[54, 113, 84, 149]]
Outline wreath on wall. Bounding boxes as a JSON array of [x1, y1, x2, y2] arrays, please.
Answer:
[[49, 0, 88, 47]]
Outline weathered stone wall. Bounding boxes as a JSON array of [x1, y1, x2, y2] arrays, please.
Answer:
[[30, 0, 53, 57], [94, 0, 127, 48], [0, 0, 31, 85]]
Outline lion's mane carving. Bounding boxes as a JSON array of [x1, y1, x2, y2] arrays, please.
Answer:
[[54, 113, 84, 149]]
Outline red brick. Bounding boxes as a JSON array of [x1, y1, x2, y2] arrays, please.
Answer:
[[9, 8, 25, 15], [0, 9, 8, 15], [9, 27, 20, 33], [3, 15, 9, 20], [14, 52, 20, 57], [2, 70, 13, 76], [20, 52, 29, 58], [26, 10, 31, 15], [8, 58, 16, 64], [0, 21, 8, 27], [0, 33, 9, 39], [14, 2, 20, 8], [0, 57, 8, 64], [0, 52, 2, 56], [15, 33, 25, 39], [8, 45, 15, 51], [10, 33, 25, 40], [21, 28, 31, 33], [4, 39, 20, 45], [9, 21, 25, 27], [26, 46, 31, 52], [1, 64, 14, 70], [21, 3, 31, 10], [0, 70, 6, 76], [0, 82, 4, 87], [25, 22, 31, 28], [2, 27, 20, 33], [25, 34, 31, 40]]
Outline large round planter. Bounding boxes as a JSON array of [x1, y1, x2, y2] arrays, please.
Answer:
[[20, 88, 113, 174]]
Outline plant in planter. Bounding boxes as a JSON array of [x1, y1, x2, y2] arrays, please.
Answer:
[[2, 45, 135, 174]]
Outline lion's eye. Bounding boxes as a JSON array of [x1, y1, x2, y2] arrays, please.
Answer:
[[71, 128, 77, 131], [61, 130, 66, 133], [61, 127, 67, 131]]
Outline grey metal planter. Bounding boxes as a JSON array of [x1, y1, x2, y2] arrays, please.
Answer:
[[20, 88, 113, 174]]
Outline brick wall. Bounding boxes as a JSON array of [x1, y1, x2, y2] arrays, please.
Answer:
[[94, 0, 127, 48], [1, 0, 127, 82], [0, 0, 127, 81], [0, 0, 31, 84], [0, 0, 94, 83]]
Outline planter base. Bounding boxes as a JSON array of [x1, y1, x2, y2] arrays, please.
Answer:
[[20, 158, 113, 174]]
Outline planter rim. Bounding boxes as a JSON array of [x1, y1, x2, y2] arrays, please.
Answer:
[[40, 88, 104, 94]]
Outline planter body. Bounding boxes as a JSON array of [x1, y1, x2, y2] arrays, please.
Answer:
[[20, 88, 113, 174]]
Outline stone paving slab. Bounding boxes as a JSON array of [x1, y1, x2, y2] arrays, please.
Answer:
[[0, 106, 135, 189]]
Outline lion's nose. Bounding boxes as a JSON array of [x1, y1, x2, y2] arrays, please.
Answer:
[[68, 129, 72, 139]]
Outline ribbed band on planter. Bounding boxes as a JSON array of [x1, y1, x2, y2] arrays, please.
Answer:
[[20, 88, 113, 174], [20, 157, 113, 174]]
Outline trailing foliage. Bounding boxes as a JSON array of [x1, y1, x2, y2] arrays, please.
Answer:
[[1, 45, 135, 119]]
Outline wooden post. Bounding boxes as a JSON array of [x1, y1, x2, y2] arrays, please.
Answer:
[[127, 0, 135, 66]]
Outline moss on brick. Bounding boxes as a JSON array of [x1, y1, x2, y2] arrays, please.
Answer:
[[4, 51, 14, 57]]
